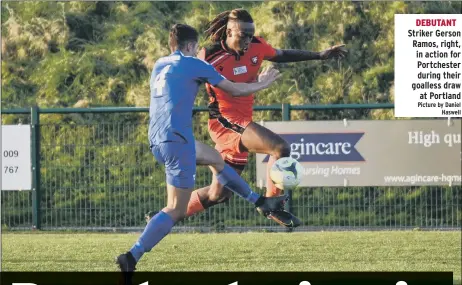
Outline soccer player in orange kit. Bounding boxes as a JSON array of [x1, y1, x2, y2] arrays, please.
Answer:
[[147, 8, 347, 228]]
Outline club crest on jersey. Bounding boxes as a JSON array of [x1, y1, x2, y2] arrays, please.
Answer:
[[251, 56, 258, 65]]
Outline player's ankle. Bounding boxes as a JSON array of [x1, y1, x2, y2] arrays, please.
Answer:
[[254, 196, 265, 207]]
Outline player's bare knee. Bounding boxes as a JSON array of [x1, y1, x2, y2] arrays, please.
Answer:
[[273, 141, 291, 158]]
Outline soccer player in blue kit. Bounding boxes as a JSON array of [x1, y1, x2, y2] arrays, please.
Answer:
[[115, 24, 287, 274]]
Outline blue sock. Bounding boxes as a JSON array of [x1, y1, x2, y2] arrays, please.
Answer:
[[129, 211, 175, 262], [216, 164, 261, 204]]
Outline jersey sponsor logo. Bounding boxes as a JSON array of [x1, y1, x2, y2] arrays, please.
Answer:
[[251, 56, 258, 65], [233, 66, 247, 75]]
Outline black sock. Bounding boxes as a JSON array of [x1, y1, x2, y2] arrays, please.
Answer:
[[255, 196, 266, 207]]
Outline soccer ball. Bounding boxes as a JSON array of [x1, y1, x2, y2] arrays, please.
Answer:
[[269, 157, 304, 190]]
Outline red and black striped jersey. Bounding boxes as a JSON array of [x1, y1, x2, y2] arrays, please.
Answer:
[[198, 36, 277, 122]]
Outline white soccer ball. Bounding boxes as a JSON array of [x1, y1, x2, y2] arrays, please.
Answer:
[[269, 157, 304, 190]]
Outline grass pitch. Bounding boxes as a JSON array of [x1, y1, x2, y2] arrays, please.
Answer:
[[2, 231, 461, 282]]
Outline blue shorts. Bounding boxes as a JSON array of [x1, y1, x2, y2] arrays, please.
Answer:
[[151, 140, 196, 189]]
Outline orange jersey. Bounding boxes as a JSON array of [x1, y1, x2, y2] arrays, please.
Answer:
[[198, 37, 277, 122]]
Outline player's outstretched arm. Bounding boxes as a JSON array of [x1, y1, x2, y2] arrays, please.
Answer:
[[268, 44, 348, 63], [216, 66, 282, 97]]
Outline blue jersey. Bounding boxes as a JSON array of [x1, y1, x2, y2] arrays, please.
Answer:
[[148, 50, 225, 145]]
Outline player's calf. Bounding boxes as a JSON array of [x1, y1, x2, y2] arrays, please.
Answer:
[[266, 142, 290, 198], [181, 182, 233, 218], [239, 122, 291, 197], [202, 180, 234, 207], [208, 187, 233, 205]]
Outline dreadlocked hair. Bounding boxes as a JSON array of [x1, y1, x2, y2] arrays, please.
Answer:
[[204, 8, 254, 42]]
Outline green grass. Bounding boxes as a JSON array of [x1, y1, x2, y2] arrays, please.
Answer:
[[2, 231, 461, 283]]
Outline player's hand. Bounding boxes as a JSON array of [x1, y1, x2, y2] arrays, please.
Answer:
[[319, 44, 348, 60], [258, 66, 282, 86]]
